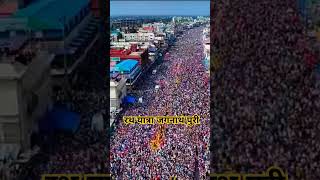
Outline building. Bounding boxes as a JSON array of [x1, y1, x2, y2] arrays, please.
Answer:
[[0, 0, 100, 154], [109, 74, 126, 128], [111, 29, 122, 42], [111, 41, 153, 49], [0, 50, 54, 154], [155, 33, 168, 50], [122, 32, 155, 42], [110, 46, 150, 71], [0, 0, 100, 86], [111, 59, 142, 86], [111, 19, 140, 33], [110, 76, 127, 112], [0, 0, 91, 41]]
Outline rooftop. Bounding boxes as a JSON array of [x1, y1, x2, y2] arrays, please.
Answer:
[[12, 0, 89, 30]]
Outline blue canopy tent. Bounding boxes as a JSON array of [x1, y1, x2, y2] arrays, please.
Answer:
[[39, 105, 80, 134], [122, 95, 136, 104]]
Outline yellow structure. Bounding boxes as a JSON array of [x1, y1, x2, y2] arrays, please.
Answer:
[[150, 125, 165, 151]]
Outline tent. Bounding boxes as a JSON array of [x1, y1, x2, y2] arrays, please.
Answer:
[[122, 95, 136, 104], [39, 105, 80, 133]]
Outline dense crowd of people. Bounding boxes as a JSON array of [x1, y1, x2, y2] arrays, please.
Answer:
[[111, 26, 210, 179], [211, 0, 320, 179]]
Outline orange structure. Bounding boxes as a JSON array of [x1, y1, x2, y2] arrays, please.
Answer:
[[150, 125, 165, 151]]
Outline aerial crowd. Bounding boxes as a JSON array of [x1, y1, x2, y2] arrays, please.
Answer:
[[3, 0, 320, 178], [211, 0, 320, 179], [111, 26, 210, 179]]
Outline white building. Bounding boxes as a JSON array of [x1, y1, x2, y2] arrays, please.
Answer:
[[0, 51, 54, 154], [110, 78, 127, 112], [110, 77, 127, 127], [111, 41, 153, 49], [122, 32, 155, 42]]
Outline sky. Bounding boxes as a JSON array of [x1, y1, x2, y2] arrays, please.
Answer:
[[110, 1, 210, 16]]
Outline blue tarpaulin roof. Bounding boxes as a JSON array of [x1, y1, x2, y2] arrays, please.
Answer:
[[113, 59, 138, 72], [39, 105, 80, 133]]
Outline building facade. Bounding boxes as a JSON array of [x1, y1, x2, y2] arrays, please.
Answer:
[[0, 51, 54, 152], [123, 32, 155, 42], [110, 78, 127, 112]]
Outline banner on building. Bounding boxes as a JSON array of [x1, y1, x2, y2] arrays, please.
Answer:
[[111, 57, 120, 62]]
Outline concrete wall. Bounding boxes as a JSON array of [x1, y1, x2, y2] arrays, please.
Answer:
[[0, 79, 20, 144], [110, 78, 127, 111], [0, 52, 53, 150], [0, 80, 18, 116], [19, 52, 53, 149]]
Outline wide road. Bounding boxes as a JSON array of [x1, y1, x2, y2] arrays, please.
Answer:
[[111, 26, 210, 180]]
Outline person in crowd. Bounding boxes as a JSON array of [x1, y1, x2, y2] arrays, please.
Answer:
[[211, 0, 320, 179]]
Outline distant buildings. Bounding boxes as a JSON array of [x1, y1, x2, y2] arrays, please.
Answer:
[[110, 46, 149, 70], [123, 32, 155, 42]]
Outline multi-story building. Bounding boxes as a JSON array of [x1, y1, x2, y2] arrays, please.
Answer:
[[110, 75, 126, 127], [110, 46, 150, 71], [0, 0, 100, 86], [0, 50, 54, 153], [111, 41, 153, 49], [110, 77, 127, 112], [111, 59, 142, 86], [0, 0, 101, 156], [122, 32, 155, 42]]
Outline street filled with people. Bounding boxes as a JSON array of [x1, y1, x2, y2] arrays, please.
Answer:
[[111, 26, 210, 179], [211, 0, 320, 179]]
